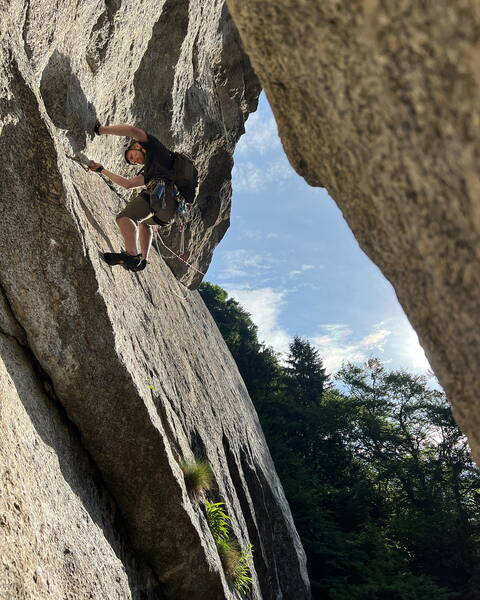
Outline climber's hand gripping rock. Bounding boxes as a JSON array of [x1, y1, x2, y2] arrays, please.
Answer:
[[88, 161, 104, 173]]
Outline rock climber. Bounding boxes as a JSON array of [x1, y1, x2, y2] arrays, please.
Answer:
[[88, 121, 178, 272]]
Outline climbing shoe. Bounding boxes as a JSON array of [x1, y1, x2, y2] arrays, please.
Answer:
[[123, 258, 149, 272], [131, 259, 148, 272], [103, 252, 142, 269]]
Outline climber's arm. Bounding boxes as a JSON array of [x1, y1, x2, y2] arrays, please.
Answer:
[[96, 123, 148, 142], [88, 162, 145, 189], [124, 174, 145, 188]]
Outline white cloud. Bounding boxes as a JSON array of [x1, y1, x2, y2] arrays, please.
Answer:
[[288, 264, 315, 279], [232, 156, 293, 193], [239, 230, 263, 241], [238, 230, 282, 242], [310, 316, 432, 376], [232, 93, 293, 193], [218, 248, 284, 283], [395, 322, 432, 372], [226, 287, 291, 354], [236, 110, 281, 156], [311, 323, 392, 373]]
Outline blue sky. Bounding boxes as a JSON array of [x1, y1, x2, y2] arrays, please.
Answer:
[[206, 93, 432, 378]]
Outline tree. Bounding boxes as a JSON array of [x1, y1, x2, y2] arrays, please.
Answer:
[[337, 360, 480, 596], [200, 283, 480, 598], [284, 336, 329, 407]]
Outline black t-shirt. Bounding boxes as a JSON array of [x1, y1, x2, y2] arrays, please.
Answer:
[[140, 133, 174, 184]]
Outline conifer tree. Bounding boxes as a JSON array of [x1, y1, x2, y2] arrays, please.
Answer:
[[284, 336, 329, 407], [200, 282, 480, 599]]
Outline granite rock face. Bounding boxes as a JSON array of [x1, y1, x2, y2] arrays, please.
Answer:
[[0, 292, 162, 600], [226, 0, 480, 463], [0, 1, 309, 599]]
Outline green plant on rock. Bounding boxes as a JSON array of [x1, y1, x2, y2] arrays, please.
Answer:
[[219, 539, 253, 595], [204, 500, 231, 542], [204, 500, 253, 595], [179, 459, 214, 496]]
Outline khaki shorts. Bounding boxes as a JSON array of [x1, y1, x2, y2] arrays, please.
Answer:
[[117, 190, 178, 227], [117, 192, 156, 226]]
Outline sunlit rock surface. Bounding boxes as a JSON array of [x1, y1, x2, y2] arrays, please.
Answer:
[[0, 293, 162, 600], [226, 0, 480, 463], [0, 1, 309, 598]]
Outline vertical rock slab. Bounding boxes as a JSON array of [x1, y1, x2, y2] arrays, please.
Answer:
[[0, 0, 309, 598], [225, 0, 480, 461], [0, 295, 162, 600]]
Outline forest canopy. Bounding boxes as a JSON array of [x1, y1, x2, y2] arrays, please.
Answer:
[[199, 282, 480, 600]]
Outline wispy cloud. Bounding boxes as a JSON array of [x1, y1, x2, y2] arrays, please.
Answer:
[[232, 91, 293, 193], [232, 156, 293, 193], [236, 109, 281, 156], [311, 317, 433, 376], [288, 264, 315, 279], [239, 230, 264, 241], [237, 230, 282, 242], [217, 248, 284, 283], [225, 287, 291, 354], [312, 323, 392, 373]]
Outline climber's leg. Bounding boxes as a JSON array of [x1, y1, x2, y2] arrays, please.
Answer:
[[107, 192, 155, 264], [131, 217, 159, 271], [116, 216, 138, 256], [139, 222, 153, 261], [104, 216, 140, 267], [103, 193, 154, 270]]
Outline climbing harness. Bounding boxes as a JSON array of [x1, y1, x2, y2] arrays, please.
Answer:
[[147, 182, 191, 257], [152, 181, 166, 206]]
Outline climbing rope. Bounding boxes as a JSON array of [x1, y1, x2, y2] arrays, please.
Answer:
[[153, 230, 205, 277]]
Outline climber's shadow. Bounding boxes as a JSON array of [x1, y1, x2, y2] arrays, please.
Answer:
[[40, 50, 96, 154]]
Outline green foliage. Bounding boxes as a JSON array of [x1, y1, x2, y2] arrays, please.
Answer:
[[204, 500, 253, 595], [179, 459, 214, 496], [284, 336, 329, 407], [200, 281, 480, 599], [215, 539, 254, 595], [199, 282, 282, 404], [231, 543, 254, 595], [216, 537, 240, 572], [204, 500, 231, 543]]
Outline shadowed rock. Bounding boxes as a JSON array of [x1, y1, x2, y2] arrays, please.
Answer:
[[40, 50, 96, 153]]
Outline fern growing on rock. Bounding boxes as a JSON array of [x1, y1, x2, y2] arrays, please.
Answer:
[[204, 500, 253, 595], [204, 500, 230, 542]]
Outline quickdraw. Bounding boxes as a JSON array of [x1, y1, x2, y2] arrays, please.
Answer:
[[176, 195, 188, 256]]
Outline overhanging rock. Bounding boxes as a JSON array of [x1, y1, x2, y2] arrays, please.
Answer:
[[226, 0, 480, 463]]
